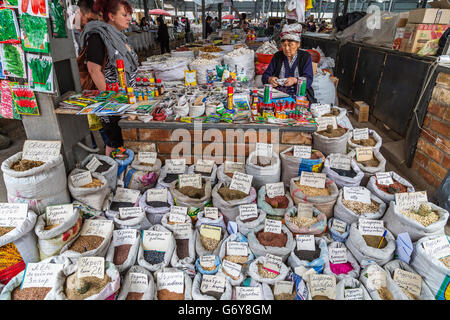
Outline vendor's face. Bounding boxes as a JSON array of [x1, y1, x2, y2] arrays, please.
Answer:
[[281, 40, 301, 59]]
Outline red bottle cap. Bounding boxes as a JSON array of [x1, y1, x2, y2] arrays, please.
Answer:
[[114, 83, 119, 92], [136, 77, 141, 82], [116, 59, 124, 69], [106, 83, 111, 91], [227, 86, 233, 94], [157, 79, 161, 83]]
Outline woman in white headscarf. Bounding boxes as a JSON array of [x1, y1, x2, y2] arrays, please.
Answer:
[[262, 23, 316, 102]]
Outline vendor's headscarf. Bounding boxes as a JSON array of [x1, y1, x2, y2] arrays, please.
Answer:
[[280, 23, 302, 42]]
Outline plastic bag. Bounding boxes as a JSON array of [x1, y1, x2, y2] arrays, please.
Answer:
[[68, 169, 110, 212], [124, 158, 161, 192], [323, 241, 360, 280], [359, 263, 408, 300], [80, 154, 118, 192], [157, 165, 189, 189], [116, 265, 155, 300], [247, 256, 290, 285], [335, 276, 372, 300], [322, 155, 364, 188], [348, 149, 387, 186], [313, 128, 351, 156], [280, 147, 325, 188], [187, 163, 218, 186], [218, 232, 255, 273], [366, 171, 415, 203], [235, 209, 266, 236], [153, 268, 193, 300], [137, 224, 175, 272], [195, 255, 221, 275], [284, 206, 327, 235], [170, 228, 196, 273], [195, 227, 229, 257], [327, 217, 351, 243], [191, 272, 233, 300], [246, 151, 281, 190], [105, 229, 140, 273], [247, 224, 295, 262], [139, 188, 174, 225], [195, 210, 227, 232], [311, 71, 336, 105], [347, 129, 382, 153], [287, 237, 328, 273]]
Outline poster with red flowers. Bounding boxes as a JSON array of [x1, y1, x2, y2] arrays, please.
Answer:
[[0, 80, 21, 119], [19, 0, 49, 18], [9, 82, 40, 115]]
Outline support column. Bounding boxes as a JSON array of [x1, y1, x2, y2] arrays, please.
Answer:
[[343, 0, 349, 15], [144, 0, 149, 21], [332, 0, 341, 27], [218, 3, 222, 28], [202, 0, 206, 39]]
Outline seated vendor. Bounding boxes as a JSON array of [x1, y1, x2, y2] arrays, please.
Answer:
[[262, 23, 316, 103]]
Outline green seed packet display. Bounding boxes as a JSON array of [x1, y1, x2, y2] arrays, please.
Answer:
[[20, 13, 50, 53]]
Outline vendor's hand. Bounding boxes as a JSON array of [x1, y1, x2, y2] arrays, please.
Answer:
[[268, 76, 279, 87], [284, 77, 298, 87]]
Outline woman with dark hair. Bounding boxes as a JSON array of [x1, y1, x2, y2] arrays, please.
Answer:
[[184, 17, 191, 43], [79, 0, 139, 156], [157, 16, 170, 54]]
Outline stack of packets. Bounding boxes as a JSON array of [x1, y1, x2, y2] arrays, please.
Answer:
[[395, 232, 414, 264], [59, 90, 131, 115]]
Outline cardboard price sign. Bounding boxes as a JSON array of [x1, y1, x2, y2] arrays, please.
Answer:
[[235, 286, 262, 300], [264, 218, 282, 234], [395, 191, 428, 211], [119, 207, 143, 220], [356, 147, 373, 162], [316, 116, 337, 131], [142, 230, 171, 252], [299, 171, 326, 189], [156, 271, 184, 293], [263, 254, 283, 275], [138, 152, 157, 165], [224, 161, 245, 174], [200, 224, 222, 241], [329, 153, 351, 171], [169, 206, 188, 223], [274, 281, 294, 295], [222, 260, 242, 278], [80, 219, 113, 238], [195, 159, 214, 174], [165, 159, 186, 174], [239, 204, 258, 220], [45, 204, 73, 227], [376, 172, 394, 186], [329, 247, 348, 264], [200, 275, 226, 294], [21, 263, 63, 289], [22, 140, 61, 162], [178, 174, 202, 189], [421, 236, 450, 260], [255, 143, 273, 157], [113, 188, 140, 204], [310, 103, 331, 117], [146, 188, 168, 203], [393, 269, 422, 297], [112, 229, 137, 247], [309, 274, 336, 300], [265, 182, 285, 198], [343, 186, 371, 204], [293, 145, 312, 159], [344, 288, 364, 300], [353, 128, 369, 141], [70, 171, 92, 188], [204, 207, 219, 220], [226, 241, 248, 256], [358, 218, 385, 236], [367, 267, 387, 290], [129, 273, 148, 293], [200, 255, 216, 269], [85, 156, 102, 172], [296, 234, 315, 251], [297, 202, 314, 219], [0, 203, 28, 227], [77, 257, 104, 279], [173, 223, 192, 240], [229, 172, 253, 195], [331, 219, 347, 234]]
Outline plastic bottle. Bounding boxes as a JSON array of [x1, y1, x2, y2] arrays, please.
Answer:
[[157, 79, 164, 95], [227, 86, 234, 110], [149, 78, 156, 97], [127, 87, 136, 104], [116, 60, 127, 92], [251, 89, 258, 116]]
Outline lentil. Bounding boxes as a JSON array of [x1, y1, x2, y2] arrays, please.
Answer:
[[126, 292, 144, 300], [256, 231, 287, 247], [157, 288, 185, 300], [163, 173, 179, 183], [64, 274, 111, 300], [0, 227, 15, 237], [265, 195, 289, 209], [350, 137, 377, 147], [294, 181, 331, 196], [113, 244, 132, 265], [175, 239, 190, 259], [218, 187, 248, 201], [362, 235, 387, 249], [257, 263, 278, 279], [290, 216, 318, 229], [375, 179, 407, 194], [11, 159, 44, 171], [376, 287, 394, 300], [144, 250, 165, 265], [11, 287, 52, 300], [68, 235, 104, 253], [110, 201, 135, 211], [342, 199, 380, 214], [295, 248, 321, 262], [80, 178, 103, 188]]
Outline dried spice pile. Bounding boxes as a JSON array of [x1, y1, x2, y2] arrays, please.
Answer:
[[357, 157, 380, 167], [256, 231, 287, 247], [11, 287, 51, 300], [84, 160, 111, 173], [322, 108, 340, 117], [350, 137, 377, 147], [362, 235, 387, 249], [295, 181, 330, 196], [110, 201, 135, 211], [274, 292, 296, 300], [126, 292, 144, 300], [342, 199, 380, 214], [200, 234, 220, 251], [295, 247, 321, 262], [257, 263, 278, 279], [218, 186, 248, 201], [11, 159, 44, 171], [65, 274, 111, 300], [175, 239, 190, 259], [375, 179, 407, 194], [68, 235, 104, 253], [0, 227, 15, 237], [0, 243, 23, 271], [241, 214, 259, 223], [332, 168, 357, 178], [164, 173, 180, 183], [177, 183, 205, 199], [290, 216, 318, 229], [317, 125, 346, 138], [157, 288, 185, 300], [144, 250, 165, 264], [265, 195, 289, 209], [146, 200, 170, 208], [113, 244, 132, 265]]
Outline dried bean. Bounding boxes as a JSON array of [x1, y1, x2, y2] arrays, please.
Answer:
[[342, 199, 380, 214], [200, 235, 220, 251], [11, 287, 51, 300], [257, 263, 278, 279], [294, 181, 330, 196], [11, 159, 44, 171]]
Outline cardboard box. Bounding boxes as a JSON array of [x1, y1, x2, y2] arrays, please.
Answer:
[[407, 8, 450, 24], [400, 23, 449, 53], [430, 0, 450, 9], [398, 12, 409, 27], [354, 101, 370, 123], [222, 31, 232, 45]]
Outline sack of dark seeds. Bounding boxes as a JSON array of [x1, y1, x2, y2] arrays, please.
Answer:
[[105, 229, 140, 273], [137, 225, 175, 272]]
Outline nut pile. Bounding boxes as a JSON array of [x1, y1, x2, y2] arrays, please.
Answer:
[[11, 159, 44, 171], [295, 181, 331, 196], [80, 178, 103, 188], [290, 216, 318, 229], [201, 45, 223, 52], [342, 199, 380, 214]]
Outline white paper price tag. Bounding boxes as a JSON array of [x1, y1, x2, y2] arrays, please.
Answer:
[[119, 207, 143, 220], [0, 203, 28, 228], [316, 116, 337, 131], [165, 159, 186, 174], [146, 188, 168, 203], [129, 272, 148, 293], [311, 103, 331, 117], [200, 274, 225, 294], [195, 159, 214, 174], [393, 269, 422, 297], [114, 187, 140, 204], [264, 219, 282, 234], [310, 274, 336, 300], [229, 172, 253, 195], [80, 219, 113, 238], [138, 152, 157, 165], [343, 186, 371, 204], [112, 229, 137, 247], [222, 260, 242, 278], [344, 288, 364, 300], [142, 230, 171, 252], [297, 202, 314, 219], [367, 267, 386, 290], [329, 248, 348, 264], [274, 281, 294, 295], [300, 171, 326, 189], [200, 255, 216, 269], [85, 156, 102, 172], [239, 204, 258, 220], [178, 174, 202, 189], [226, 241, 248, 256], [173, 223, 192, 240], [169, 206, 188, 223], [224, 161, 245, 174], [256, 143, 273, 157], [353, 128, 369, 141], [22, 140, 61, 162], [356, 147, 373, 162], [376, 172, 394, 186], [21, 263, 63, 289], [200, 224, 222, 241], [395, 191, 428, 211], [77, 257, 104, 279], [71, 171, 92, 188], [296, 235, 315, 251], [422, 236, 450, 260], [235, 286, 262, 300], [266, 182, 285, 198], [45, 204, 73, 226], [329, 153, 351, 171], [204, 207, 219, 220], [263, 254, 283, 275], [293, 145, 312, 159], [331, 219, 347, 234], [157, 271, 184, 293], [358, 219, 385, 236]]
